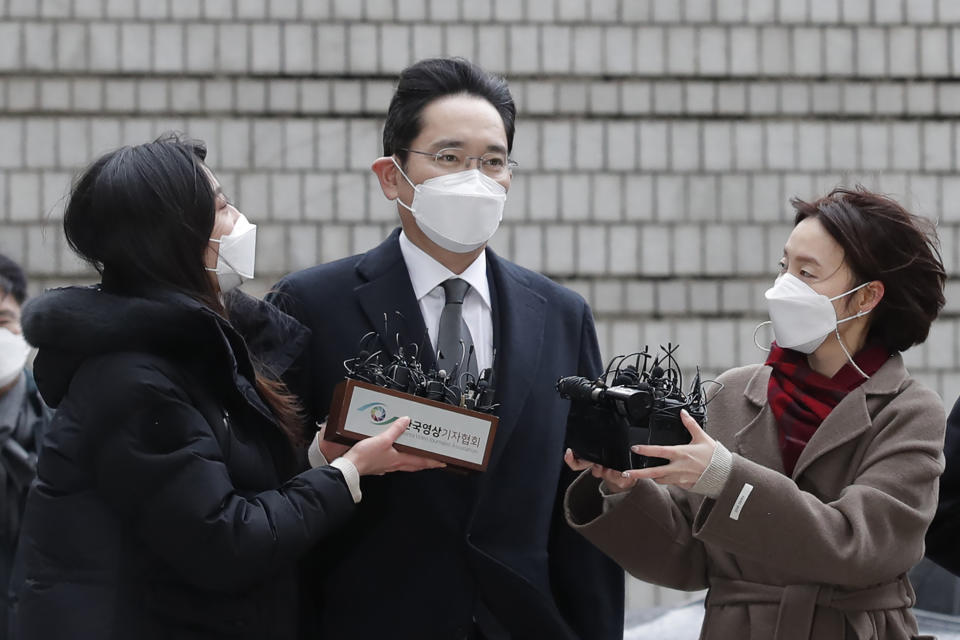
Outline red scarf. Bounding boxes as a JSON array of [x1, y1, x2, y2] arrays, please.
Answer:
[[765, 342, 890, 476]]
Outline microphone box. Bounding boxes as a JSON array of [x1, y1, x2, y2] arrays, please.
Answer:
[[324, 378, 499, 472]]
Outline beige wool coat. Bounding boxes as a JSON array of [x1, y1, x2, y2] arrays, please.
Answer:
[[565, 354, 945, 640]]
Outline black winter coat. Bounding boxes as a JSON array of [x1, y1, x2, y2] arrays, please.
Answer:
[[927, 395, 960, 574], [15, 283, 356, 640]]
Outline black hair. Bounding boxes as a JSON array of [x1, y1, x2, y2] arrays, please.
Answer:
[[63, 134, 220, 310], [792, 187, 946, 353], [0, 254, 27, 305], [382, 57, 516, 163], [63, 134, 305, 450]]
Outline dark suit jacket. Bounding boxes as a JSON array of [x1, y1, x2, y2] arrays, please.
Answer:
[[268, 229, 623, 640], [926, 395, 960, 574]]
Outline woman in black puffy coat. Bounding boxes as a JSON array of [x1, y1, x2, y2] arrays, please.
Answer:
[[15, 136, 440, 640]]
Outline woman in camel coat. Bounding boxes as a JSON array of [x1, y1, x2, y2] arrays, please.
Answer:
[[565, 187, 946, 640]]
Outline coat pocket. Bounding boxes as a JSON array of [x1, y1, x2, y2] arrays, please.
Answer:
[[145, 582, 260, 636]]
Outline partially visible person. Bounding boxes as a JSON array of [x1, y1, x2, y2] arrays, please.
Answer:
[[925, 397, 960, 576], [0, 255, 51, 639], [15, 136, 441, 640], [565, 187, 947, 639], [269, 57, 623, 639]]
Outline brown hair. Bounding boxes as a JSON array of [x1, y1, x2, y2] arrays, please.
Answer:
[[790, 186, 946, 353], [246, 359, 306, 449]]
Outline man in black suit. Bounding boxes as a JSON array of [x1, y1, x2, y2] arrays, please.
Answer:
[[269, 57, 623, 640], [926, 396, 960, 574]]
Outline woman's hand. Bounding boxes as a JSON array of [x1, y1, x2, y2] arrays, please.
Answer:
[[623, 410, 716, 490], [563, 448, 638, 494], [343, 417, 446, 476]]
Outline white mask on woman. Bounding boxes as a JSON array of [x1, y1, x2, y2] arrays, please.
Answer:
[[756, 272, 873, 378], [0, 328, 30, 389], [392, 158, 506, 254], [206, 214, 257, 293], [764, 272, 871, 354]]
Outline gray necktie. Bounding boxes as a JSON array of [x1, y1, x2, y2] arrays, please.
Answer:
[[437, 278, 479, 383]]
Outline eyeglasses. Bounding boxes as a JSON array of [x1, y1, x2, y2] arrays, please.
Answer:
[[401, 147, 518, 178]]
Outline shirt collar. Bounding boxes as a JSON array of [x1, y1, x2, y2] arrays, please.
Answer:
[[398, 231, 490, 308]]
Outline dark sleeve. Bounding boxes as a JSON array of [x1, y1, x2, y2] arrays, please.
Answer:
[[926, 395, 960, 574], [83, 360, 355, 593], [548, 302, 625, 640], [265, 277, 318, 433]]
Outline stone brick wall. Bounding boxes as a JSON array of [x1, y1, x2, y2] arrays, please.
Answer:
[[2, 0, 960, 611], [3, 1, 959, 404]]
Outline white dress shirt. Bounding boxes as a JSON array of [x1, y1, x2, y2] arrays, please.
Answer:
[[398, 231, 494, 372]]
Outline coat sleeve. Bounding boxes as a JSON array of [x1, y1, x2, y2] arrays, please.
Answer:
[[548, 302, 625, 640], [691, 384, 945, 588], [80, 358, 356, 593], [925, 395, 960, 574], [564, 471, 711, 592]]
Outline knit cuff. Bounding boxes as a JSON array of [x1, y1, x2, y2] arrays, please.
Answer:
[[307, 431, 329, 469], [330, 458, 362, 504], [599, 480, 634, 513], [690, 441, 733, 498]]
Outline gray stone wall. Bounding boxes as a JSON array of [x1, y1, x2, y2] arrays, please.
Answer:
[[3, 1, 958, 402]]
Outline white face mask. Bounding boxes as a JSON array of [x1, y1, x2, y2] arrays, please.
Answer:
[[392, 157, 507, 254], [206, 214, 257, 293], [764, 272, 871, 354], [0, 328, 30, 389]]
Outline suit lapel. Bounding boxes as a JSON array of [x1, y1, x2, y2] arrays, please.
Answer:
[[354, 230, 433, 367], [482, 250, 546, 476]]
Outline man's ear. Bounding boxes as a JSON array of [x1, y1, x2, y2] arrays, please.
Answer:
[[859, 280, 885, 314], [372, 156, 401, 200]]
